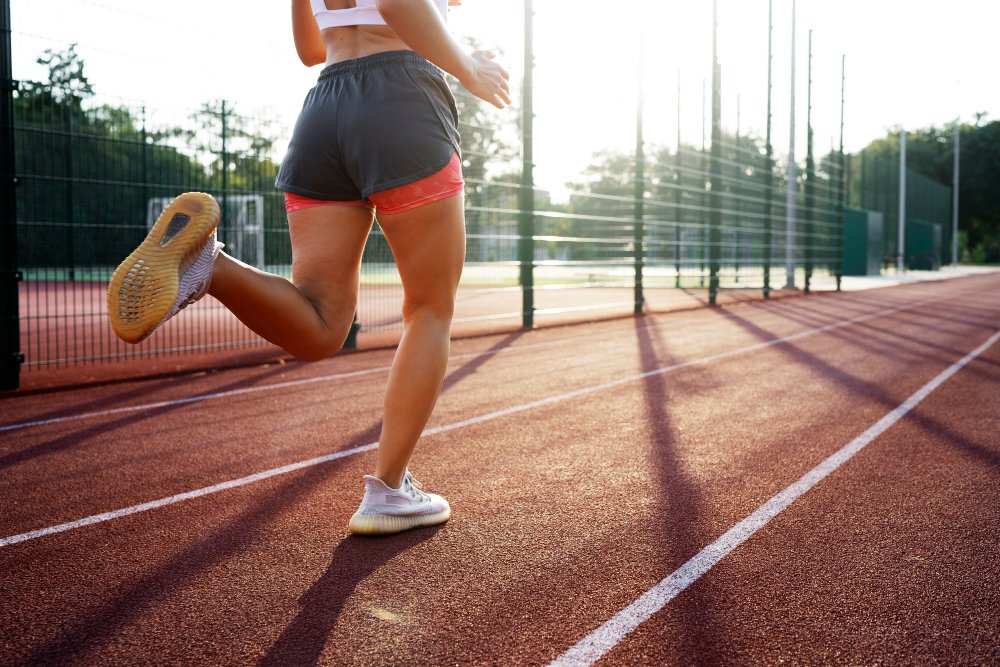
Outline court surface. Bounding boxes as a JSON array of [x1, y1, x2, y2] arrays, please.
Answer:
[[1, 272, 998, 666]]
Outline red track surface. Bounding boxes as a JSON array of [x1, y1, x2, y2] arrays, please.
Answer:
[[1, 274, 998, 666]]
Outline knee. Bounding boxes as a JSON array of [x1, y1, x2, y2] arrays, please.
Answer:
[[402, 295, 455, 327], [289, 336, 345, 362], [287, 301, 357, 362]]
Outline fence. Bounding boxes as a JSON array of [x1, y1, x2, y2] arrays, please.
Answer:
[[0, 0, 951, 390]]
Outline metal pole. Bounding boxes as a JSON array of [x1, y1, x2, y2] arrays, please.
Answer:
[[220, 100, 228, 248], [763, 0, 774, 299], [804, 29, 814, 293], [701, 77, 707, 287], [784, 0, 797, 289], [898, 130, 906, 273], [837, 54, 845, 290], [633, 26, 645, 314], [709, 0, 722, 304], [952, 121, 960, 265], [674, 69, 682, 288], [519, 0, 535, 327], [0, 0, 21, 389]]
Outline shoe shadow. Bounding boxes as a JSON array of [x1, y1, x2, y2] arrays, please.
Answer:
[[257, 528, 443, 667]]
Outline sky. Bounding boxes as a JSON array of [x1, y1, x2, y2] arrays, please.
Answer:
[[11, 0, 1000, 200]]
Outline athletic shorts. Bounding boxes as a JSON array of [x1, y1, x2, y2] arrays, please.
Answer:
[[275, 50, 463, 213]]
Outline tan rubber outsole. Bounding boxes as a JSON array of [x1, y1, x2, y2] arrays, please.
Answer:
[[348, 507, 452, 536], [107, 192, 220, 344]]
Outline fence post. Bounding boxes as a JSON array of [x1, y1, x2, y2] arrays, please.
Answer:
[[784, 0, 798, 289], [763, 0, 774, 299], [220, 100, 228, 247], [837, 54, 845, 290], [633, 35, 645, 314], [804, 30, 814, 293], [897, 130, 906, 273], [518, 0, 535, 328], [0, 0, 21, 389], [674, 70, 682, 288], [708, 0, 722, 305]]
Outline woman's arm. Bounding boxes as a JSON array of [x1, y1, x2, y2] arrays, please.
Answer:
[[291, 0, 327, 67], [375, 0, 510, 108]]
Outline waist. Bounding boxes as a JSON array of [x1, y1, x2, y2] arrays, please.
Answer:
[[318, 50, 443, 81]]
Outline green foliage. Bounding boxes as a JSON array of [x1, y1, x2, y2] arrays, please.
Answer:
[[13, 47, 285, 268], [856, 119, 1000, 263]]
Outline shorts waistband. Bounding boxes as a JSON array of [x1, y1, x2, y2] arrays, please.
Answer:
[[317, 50, 442, 81]]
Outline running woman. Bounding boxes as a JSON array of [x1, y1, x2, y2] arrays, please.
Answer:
[[107, 0, 511, 535]]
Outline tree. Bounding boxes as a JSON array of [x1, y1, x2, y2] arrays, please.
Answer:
[[854, 121, 1000, 263]]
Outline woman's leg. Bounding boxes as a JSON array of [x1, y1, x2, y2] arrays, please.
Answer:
[[208, 204, 375, 361], [371, 193, 466, 488]]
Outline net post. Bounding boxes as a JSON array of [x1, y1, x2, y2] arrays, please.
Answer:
[[0, 0, 21, 389]]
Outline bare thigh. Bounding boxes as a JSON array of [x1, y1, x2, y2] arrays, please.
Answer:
[[287, 204, 375, 330], [376, 193, 466, 319]]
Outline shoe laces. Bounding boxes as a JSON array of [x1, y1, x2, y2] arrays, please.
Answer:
[[400, 471, 430, 502]]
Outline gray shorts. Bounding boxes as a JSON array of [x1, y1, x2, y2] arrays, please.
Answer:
[[275, 50, 462, 201]]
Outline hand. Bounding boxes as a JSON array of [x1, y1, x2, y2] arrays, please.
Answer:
[[459, 50, 512, 110]]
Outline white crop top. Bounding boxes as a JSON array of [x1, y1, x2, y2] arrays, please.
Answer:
[[311, 0, 449, 30]]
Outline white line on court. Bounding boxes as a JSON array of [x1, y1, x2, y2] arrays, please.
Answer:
[[0, 297, 937, 548], [0, 294, 924, 434], [548, 327, 1000, 667]]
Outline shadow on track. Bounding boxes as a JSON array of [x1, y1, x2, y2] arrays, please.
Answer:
[[631, 314, 728, 657], [0, 363, 293, 472], [717, 307, 1000, 469], [258, 528, 442, 667]]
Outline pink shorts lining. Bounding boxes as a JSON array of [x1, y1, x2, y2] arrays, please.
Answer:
[[284, 152, 463, 215]]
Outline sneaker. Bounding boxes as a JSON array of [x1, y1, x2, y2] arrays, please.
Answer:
[[108, 192, 223, 344], [348, 471, 451, 536]]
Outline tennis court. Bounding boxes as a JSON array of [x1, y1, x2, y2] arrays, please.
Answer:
[[2, 271, 997, 665]]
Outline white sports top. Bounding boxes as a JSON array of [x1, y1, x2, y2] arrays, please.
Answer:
[[311, 0, 449, 30]]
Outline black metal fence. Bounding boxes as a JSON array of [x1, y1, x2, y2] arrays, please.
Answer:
[[1, 0, 952, 390]]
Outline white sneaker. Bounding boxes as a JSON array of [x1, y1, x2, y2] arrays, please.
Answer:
[[348, 471, 451, 536], [108, 192, 223, 344]]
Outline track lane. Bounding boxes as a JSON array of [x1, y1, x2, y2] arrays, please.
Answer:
[[591, 321, 1000, 666], [0, 288, 944, 541], [0, 274, 997, 666]]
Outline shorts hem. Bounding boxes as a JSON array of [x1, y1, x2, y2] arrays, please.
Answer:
[[375, 183, 465, 215], [362, 149, 459, 200]]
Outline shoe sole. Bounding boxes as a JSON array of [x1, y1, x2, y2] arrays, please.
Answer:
[[107, 192, 220, 344], [348, 506, 451, 536]]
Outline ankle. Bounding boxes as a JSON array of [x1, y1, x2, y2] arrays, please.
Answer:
[[373, 469, 404, 489]]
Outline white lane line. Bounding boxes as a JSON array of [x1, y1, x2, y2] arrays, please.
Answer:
[[549, 327, 1000, 667], [0, 298, 934, 548], [0, 295, 923, 435]]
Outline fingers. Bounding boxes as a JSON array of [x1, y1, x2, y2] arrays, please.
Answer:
[[467, 49, 513, 109]]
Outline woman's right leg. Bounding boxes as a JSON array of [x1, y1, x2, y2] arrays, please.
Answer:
[[369, 193, 467, 489], [208, 204, 375, 361]]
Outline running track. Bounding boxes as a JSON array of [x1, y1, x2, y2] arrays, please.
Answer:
[[1, 274, 998, 666]]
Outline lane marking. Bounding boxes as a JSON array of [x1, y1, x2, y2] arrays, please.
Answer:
[[0, 298, 942, 548], [549, 327, 1000, 667], [0, 295, 929, 434]]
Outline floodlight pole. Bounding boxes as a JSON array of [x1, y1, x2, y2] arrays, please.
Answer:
[[952, 121, 960, 265], [784, 0, 797, 289], [897, 130, 906, 273]]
